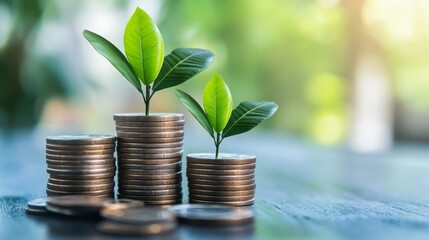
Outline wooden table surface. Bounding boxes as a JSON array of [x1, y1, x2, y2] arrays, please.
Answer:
[[1, 130, 429, 240]]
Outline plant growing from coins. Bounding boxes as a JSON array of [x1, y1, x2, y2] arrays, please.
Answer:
[[83, 7, 214, 115], [176, 74, 278, 158]]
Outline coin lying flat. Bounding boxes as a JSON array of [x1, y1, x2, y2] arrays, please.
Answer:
[[169, 204, 254, 225], [189, 189, 255, 197], [118, 162, 181, 170], [46, 143, 115, 151], [187, 178, 255, 186], [115, 120, 184, 127], [25, 198, 50, 216], [101, 206, 176, 224], [118, 137, 183, 144], [187, 153, 256, 165], [118, 141, 183, 149], [119, 152, 183, 159], [188, 183, 256, 191], [189, 198, 255, 206], [186, 173, 254, 181], [46, 134, 116, 145], [102, 199, 144, 209], [118, 147, 182, 154], [187, 162, 256, 170], [116, 126, 183, 132], [187, 168, 255, 175], [97, 220, 177, 235], [113, 113, 183, 122]]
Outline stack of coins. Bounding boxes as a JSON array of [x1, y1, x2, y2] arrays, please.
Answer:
[[187, 153, 256, 206], [45, 135, 116, 198], [114, 113, 184, 205], [98, 206, 177, 235]]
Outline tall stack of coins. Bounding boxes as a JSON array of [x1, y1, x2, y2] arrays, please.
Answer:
[[187, 153, 256, 206], [46, 135, 116, 198], [114, 113, 184, 205]]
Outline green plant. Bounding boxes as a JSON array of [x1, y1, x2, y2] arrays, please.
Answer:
[[176, 74, 278, 158], [83, 7, 214, 115]]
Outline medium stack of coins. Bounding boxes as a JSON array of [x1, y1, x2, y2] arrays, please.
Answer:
[[187, 153, 256, 206], [114, 113, 184, 205], [45, 135, 116, 198]]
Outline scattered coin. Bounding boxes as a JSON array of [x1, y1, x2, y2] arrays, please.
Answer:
[[169, 204, 254, 225], [46, 134, 116, 145], [25, 198, 50, 216], [113, 113, 183, 122]]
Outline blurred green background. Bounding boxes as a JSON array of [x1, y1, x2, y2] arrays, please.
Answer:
[[1, 0, 429, 151]]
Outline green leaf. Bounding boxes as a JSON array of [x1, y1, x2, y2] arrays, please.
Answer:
[[175, 90, 214, 138], [152, 48, 214, 92], [222, 101, 278, 138], [83, 30, 142, 93], [124, 7, 164, 85], [203, 74, 233, 133]]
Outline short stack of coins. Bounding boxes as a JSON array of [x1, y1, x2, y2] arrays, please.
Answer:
[[45, 135, 116, 198], [114, 113, 184, 205], [187, 153, 256, 206]]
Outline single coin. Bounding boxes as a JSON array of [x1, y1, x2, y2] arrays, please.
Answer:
[[46, 154, 114, 160], [117, 194, 182, 202], [47, 143, 115, 151], [46, 148, 114, 156], [118, 172, 182, 180], [115, 120, 185, 127], [116, 126, 183, 132], [118, 157, 181, 165], [118, 147, 182, 154], [116, 131, 184, 139], [119, 152, 183, 159], [46, 192, 114, 199], [48, 178, 113, 186], [46, 163, 115, 170], [187, 168, 255, 176], [101, 206, 176, 224], [186, 173, 254, 181], [117, 195, 182, 205], [187, 153, 256, 165], [47, 182, 114, 191], [118, 178, 181, 186], [187, 178, 255, 186], [25, 207, 50, 216], [118, 141, 183, 149], [27, 198, 48, 211], [47, 167, 115, 175], [188, 194, 254, 202], [46, 158, 114, 166], [46, 195, 112, 210], [102, 199, 144, 209], [114, 113, 183, 122], [117, 162, 181, 170], [189, 189, 255, 197], [187, 162, 256, 170], [169, 204, 254, 225], [46, 188, 114, 196], [189, 198, 254, 206], [119, 183, 181, 191], [119, 168, 181, 175], [188, 183, 256, 191], [97, 220, 177, 235], [118, 188, 182, 197], [49, 172, 115, 180], [46, 134, 116, 145], [118, 137, 183, 144]]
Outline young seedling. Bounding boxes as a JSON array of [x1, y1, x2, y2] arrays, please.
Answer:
[[83, 7, 214, 115], [176, 74, 278, 158]]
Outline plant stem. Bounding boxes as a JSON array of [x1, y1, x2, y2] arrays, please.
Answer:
[[145, 85, 150, 116], [215, 132, 221, 159]]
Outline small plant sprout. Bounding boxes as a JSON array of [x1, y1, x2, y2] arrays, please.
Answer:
[[176, 74, 278, 158], [83, 7, 214, 115]]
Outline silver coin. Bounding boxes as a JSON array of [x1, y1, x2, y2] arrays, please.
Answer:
[[116, 131, 184, 139], [118, 172, 182, 180], [97, 220, 177, 235], [102, 199, 144, 208], [186, 168, 255, 176], [118, 147, 182, 154], [187, 162, 256, 170], [189, 198, 254, 206], [117, 162, 181, 170], [114, 113, 183, 122], [119, 168, 181, 175], [47, 143, 115, 151], [187, 178, 255, 186], [118, 137, 183, 144], [189, 189, 255, 197], [118, 141, 183, 149], [118, 157, 181, 165], [119, 183, 181, 191], [100, 206, 176, 224], [119, 152, 183, 159], [48, 178, 114, 186], [46, 134, 116, 145], [49, 172, 115, 180], [46, 154, 114, 160], [46, 158, 114, 166], [27, 197, 48, 211], [25, 207, 50, 216], [116, 126, 183, 132], [47, 182, 114, 191], [46, 195, 113, 205], [187, 153, 256, 165], [188, 194, 254, 202], [118, 178, 182, 186], [115, 120, 184, 127], [186, 173, 254, 181], [169, 204, 254, 225], [46, 148, 115, 156], [47, 166, 115, 175], [188, 183, 256, 191]]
